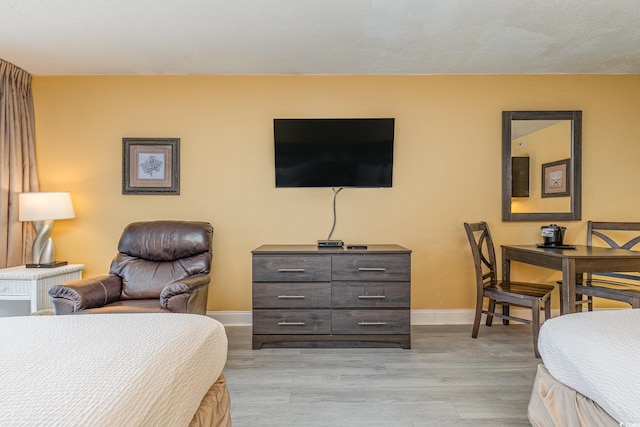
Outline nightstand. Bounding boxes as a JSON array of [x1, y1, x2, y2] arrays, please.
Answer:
[[0, 264, 84, 314]]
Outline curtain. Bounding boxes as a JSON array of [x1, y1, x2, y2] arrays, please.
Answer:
[[0, 60, 39, 268]]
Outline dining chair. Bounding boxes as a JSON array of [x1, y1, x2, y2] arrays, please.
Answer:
[[464, 221, 554, 358], [574, 221, 640, 310]]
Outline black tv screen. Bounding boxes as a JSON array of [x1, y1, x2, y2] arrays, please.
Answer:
[[274, 118, 394, 188]]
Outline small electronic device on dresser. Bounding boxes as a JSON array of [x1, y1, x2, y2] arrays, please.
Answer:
[[317, 240, 343, 248], [347, 244, 368, 250], [316, 240, 368, 250]]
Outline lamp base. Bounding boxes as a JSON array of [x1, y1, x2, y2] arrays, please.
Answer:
[[26, 261, 68, 269]]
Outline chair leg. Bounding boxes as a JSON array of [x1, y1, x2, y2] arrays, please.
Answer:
[[577, 275, 593, 312], [531, 300, 541, 358], [502, 304, 510, 325], [472, 296, 483, 338], [486, 299, 496, 326], [544, 298, 551, 321]]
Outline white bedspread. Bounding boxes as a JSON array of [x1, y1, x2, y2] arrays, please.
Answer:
[[538, 309, 640, 424], [0, 313, 227, 427]]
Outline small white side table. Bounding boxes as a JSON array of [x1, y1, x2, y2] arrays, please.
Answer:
[[0, 264, 84, 313]]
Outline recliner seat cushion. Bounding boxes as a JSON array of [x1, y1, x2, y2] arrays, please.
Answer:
[[77, 299, 168, 314]]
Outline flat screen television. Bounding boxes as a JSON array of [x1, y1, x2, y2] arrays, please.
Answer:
[[274, 118, 395, 188]]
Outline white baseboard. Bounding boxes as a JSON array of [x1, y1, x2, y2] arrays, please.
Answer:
[[207, 311, 251, 326], [410, 309, 475, 325]]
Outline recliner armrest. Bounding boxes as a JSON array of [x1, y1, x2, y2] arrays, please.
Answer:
[[160, 274, 210, 314], [49, 275, 123, 314]]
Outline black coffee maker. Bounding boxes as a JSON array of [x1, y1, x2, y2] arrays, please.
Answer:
[[541, 224, 566, 246]]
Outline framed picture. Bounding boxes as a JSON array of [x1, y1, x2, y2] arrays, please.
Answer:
[[122, 138, 180, 195], [541, 158, 570, 198]]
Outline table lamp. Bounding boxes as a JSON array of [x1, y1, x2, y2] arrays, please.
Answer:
[[18, 192, 76, 268]]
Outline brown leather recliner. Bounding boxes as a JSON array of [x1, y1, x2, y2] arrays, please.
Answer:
[[49, 220, 213, 315]]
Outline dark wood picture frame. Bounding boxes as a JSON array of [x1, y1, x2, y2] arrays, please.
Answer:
[[502, 110, 581, 221], [122, 138, 180, 195], [541, 158, 570, 198]]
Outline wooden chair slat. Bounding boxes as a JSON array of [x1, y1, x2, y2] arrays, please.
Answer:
[[578, 221, 640, 309]]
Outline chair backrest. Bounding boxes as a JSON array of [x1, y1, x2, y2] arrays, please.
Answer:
[[587, 221, 640, 283], [464, 221, 499, 290], [110, 220, 214, 300]]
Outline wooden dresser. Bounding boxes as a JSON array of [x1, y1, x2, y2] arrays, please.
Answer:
[[252, 244, 411, 349]]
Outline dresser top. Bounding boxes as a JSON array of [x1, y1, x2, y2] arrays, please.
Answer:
[[0, 264, 85, 279], [252, 244, 411, 255]]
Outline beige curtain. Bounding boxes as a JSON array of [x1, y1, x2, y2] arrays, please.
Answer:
[[0, 60, 39, 268]]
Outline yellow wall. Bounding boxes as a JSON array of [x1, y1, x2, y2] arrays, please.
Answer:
[[31, 75, 640, 311]]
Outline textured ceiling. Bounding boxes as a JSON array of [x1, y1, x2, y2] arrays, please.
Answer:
[[1, 0, 640, 75]]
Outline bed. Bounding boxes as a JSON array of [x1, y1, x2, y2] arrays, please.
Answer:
[[528, 309, 640, 426], [0, 313, 230, 427]]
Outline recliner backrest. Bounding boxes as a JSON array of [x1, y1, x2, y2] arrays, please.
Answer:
[[110, 220, 213, 300]]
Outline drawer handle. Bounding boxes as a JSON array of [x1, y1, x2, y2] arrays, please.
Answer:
[[358, 267, 386, 272], [358, 321, 387, 326], [278, 321, 306, 326], [358, 295, 386, 299], [278, 268, 306, 273], [277, 295, 306, 299]]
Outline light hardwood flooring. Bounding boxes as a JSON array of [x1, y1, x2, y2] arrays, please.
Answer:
[[223, 324, 540, 426]]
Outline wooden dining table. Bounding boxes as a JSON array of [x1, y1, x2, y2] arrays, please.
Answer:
[[501, 244, 640, 315]]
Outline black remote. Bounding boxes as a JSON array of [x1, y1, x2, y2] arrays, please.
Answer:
[[347, 245, 368, 250]]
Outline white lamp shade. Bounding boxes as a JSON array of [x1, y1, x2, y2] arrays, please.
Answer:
[[19, 192, 76, 222]]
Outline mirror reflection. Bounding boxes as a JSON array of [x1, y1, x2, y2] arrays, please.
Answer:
[[511, 120, 572, 213], [502, 111, 582, 222]]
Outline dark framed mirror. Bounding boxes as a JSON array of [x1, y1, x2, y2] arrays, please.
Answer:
[[502, 110, 582, 221]]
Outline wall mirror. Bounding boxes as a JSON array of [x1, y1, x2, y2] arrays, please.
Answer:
[[502, 110, 582, 221]]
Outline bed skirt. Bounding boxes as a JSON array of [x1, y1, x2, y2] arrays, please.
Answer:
[[190, 373, 232, 427], [528, 365, 617, 427]]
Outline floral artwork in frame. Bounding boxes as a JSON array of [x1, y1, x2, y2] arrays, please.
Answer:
[[122, 138, 180, 195]]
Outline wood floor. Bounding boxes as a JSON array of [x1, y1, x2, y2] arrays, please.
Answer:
[[223, 324, 540, 426]]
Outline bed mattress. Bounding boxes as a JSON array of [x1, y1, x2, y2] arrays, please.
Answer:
[[0, 313, 227, 427], [537, 309, 640, 424]]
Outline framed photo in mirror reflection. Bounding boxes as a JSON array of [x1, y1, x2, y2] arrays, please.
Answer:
[[542, 158, 570, 198]]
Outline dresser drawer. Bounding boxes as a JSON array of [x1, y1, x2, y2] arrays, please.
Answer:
[[253, 282, 331, 308], [253, 256, 331, 282], [332, 254, 410, 281], [332, 282, 410, 308], [332, 309, 410, 334], [253, 310, 331, 334], [0, 280, 30, 296]]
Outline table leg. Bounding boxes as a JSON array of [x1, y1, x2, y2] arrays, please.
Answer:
[[502, 248, 510, 282], [561, 258, 577, 315], [575, 273, 584, 312], [502, 249, 511, 324]]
